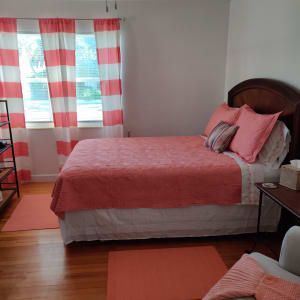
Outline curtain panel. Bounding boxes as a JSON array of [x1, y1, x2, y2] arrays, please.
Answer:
[[94, 19, 123, 129], [39, 19, 78, 167], [0, 18, 31, 181]]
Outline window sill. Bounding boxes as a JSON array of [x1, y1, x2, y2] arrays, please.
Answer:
[[26, 122, 54, 129], [78, 121, 103, 128], [26, 121, 103, 129]]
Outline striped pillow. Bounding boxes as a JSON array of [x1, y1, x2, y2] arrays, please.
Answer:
[[205, 121, 239, 153]]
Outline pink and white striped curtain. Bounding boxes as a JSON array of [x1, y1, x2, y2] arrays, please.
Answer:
[[39, 19, 78, 167], [94, 19, 123, 132], [0, 18, 31, 181]]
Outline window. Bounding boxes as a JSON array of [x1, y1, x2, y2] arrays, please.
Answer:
[[18, 34, 53, 122], [76, 34, 102, 122], [18, 33, 103, 124]]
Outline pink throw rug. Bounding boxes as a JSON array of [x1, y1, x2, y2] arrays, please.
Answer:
[[107, 246, 227, 300], [2, 194, 59, 232]]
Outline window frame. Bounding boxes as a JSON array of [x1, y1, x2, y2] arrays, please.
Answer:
[[26, 120, 103, 129], [17, 30, 103, 129]]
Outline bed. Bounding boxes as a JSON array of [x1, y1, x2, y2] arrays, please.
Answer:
[[53, 78, 300, 244]]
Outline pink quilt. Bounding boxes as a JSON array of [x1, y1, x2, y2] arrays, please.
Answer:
[[203, 254, 300, 300], [51, 136, 241, 217]]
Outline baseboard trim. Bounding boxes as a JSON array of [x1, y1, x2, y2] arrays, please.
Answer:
[[31, 174, 58, 182]]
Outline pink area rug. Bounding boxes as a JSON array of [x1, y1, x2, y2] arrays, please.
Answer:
[[2, 194, 59, 231], [107, 246, 227, 300]]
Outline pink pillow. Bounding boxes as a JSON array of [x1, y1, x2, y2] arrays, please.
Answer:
[[229, 105, 281, 163], [204, 103, 240, 136]]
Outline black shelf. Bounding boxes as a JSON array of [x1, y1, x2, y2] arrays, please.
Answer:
[[0, 100, 19, 212], [0, 121, 9, 128], [0, 167, 14, 182], [0, 144, 12, 155], [0, 189, 17, 210]]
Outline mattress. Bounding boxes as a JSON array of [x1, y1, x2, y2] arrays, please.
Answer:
[[60, 155, 281, 244]]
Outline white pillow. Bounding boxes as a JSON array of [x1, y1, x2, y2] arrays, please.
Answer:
[[258, 121, 291, 169]]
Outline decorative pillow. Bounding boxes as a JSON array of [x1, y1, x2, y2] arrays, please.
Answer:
[[229, 105, 281, 163], [205, 121, 239, 153], [258, 120, 291, 168], [204, 103, 241, 136]]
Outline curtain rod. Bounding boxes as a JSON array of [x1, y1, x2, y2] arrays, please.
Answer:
[[16, 17, 125, 21]]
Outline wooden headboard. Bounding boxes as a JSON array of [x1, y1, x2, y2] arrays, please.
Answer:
[[228, 78, 300, 161]]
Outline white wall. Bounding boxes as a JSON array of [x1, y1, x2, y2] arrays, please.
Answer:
[[121, 0, 230, 137], [0, 0, 230, 180], [226, 0, 300, 92]]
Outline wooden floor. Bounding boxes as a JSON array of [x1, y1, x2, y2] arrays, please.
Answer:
[[0, 183, 281, 300]]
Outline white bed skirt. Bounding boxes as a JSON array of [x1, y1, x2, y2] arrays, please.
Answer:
[[60, 196, 281, 244]]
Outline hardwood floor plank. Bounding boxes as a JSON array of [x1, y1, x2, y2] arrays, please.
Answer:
[[0, 183, 281, 300]]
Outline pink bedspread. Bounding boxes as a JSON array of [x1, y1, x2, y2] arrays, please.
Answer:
[[51, 136, 241, 217]]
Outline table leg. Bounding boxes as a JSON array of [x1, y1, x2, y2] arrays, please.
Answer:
[[246, 190, 263, 253], [256, 190, 263, 236]]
